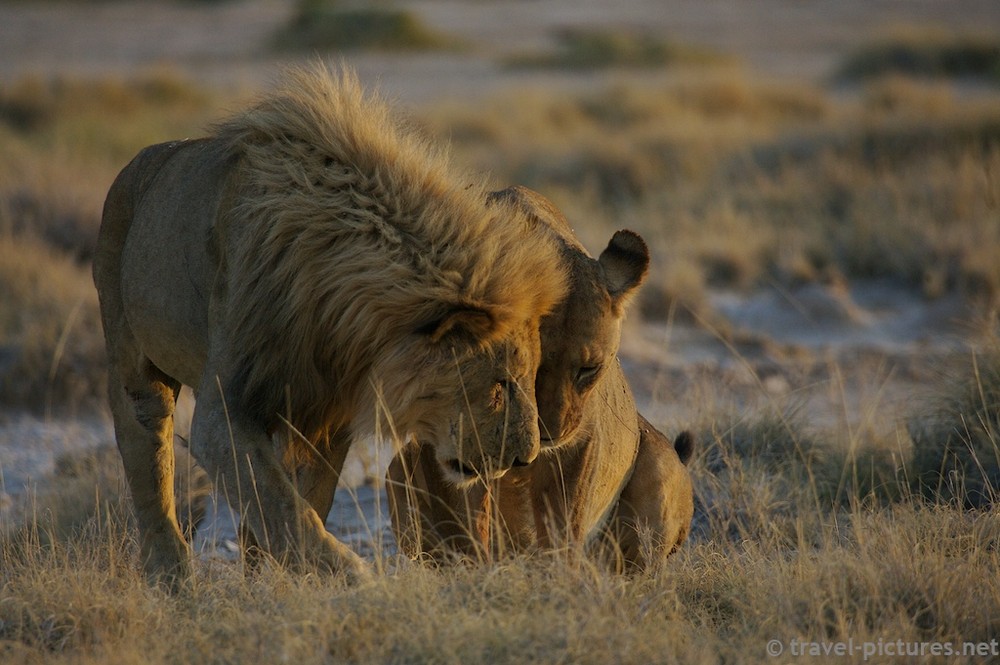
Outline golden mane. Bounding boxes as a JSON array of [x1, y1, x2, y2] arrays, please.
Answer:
[[212, 65, 567, 437]]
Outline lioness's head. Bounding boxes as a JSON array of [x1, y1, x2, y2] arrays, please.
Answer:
[[488, 187, 649, 449]]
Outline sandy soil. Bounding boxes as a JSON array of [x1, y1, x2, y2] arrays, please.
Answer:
[[1, 0, 994, 558]]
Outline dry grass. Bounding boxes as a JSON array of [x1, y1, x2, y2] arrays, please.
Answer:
[[1, 328, 997, 663], [908, 343, 1000, 508], [3, 341, 998, 663], [2, 375, 998, 663], [0, 235, 105, 413]]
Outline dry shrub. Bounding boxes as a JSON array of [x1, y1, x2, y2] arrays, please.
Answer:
[[0, 235, 106, 413], [837, 28, 1000, 82], [274, 1, 457, 52], [670, 76, 828, 122], [0, 152, 105, 262], [685, 397, 911, 549], [0, 71, 213, 176], [505, 27, 731, 71], [0, 70, 210, 136], [428, 74, 830, 181], [637, 257, 709, 323], [0, 72, 223, 413], [677, 505, 1000, 657], [863, 75, 957, 118], [726, 114, 1000, 297], [687, 405, 825, 545], [0, 71, 219, 263]]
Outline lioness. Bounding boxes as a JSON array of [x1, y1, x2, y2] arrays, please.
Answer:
[[387, 187, 694, 570], [93, 67, 567, 588]]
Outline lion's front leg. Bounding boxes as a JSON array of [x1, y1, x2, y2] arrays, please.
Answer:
[[239, 428, 352, 572], [386, 440, 491, 562], [190, 381, 371, 583], [290, 428, 353, 524]]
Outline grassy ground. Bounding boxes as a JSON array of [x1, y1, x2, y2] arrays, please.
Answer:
[[3, 354, 999, 663], [1, 31, 1000, 663]]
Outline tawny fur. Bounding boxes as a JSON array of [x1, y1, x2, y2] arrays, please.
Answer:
[[93, 66, 566, 589], [386, 186, 695, 571]]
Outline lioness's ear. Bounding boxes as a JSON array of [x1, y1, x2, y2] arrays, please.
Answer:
[[420, 305, 504, 346], [598, 229, 649, 312]]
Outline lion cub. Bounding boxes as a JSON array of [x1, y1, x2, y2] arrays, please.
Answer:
[[387, 187, 694, 570]]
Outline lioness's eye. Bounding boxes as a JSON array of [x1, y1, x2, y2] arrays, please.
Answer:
[[575, 364, 601, 386]]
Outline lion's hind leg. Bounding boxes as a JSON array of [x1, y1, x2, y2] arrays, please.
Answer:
[[601, 422, 695, 572], [106, 354, 191, 591]]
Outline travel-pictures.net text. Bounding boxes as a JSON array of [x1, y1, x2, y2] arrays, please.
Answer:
[[766, 637, 998, 660]]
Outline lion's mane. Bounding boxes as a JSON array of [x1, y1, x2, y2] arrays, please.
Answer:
[[211, 65, 566, 439]]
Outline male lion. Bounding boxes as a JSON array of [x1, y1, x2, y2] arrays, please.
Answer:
[[387, 187, 694, 570], [93, 67, 567, 589]]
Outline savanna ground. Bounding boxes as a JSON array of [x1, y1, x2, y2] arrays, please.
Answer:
[[2, 1, 1000, 663]]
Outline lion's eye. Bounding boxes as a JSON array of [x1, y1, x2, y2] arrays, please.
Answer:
[[575, 364, 601, 386], [490, 381, 507, 411]]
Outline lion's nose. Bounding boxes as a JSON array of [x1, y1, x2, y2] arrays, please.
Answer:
[[511, 440, 539, 467]]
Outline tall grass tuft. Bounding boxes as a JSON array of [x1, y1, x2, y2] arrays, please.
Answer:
[[908, 343, 1000, 508]]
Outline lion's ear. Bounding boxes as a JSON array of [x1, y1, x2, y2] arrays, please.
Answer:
[[598, 230, 649, 312], [421, 305, 503, 346]]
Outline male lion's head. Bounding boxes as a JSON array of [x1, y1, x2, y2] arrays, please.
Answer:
[[488, 187, 649, 449], [384, 306, 545, 488]]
